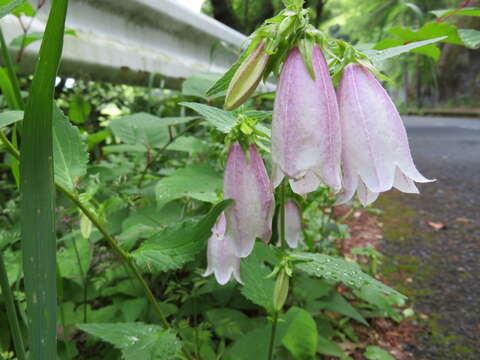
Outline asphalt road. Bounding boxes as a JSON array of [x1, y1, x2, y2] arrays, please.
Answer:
[[380, 116, 480, 359]]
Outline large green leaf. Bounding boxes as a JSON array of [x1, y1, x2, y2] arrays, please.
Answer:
[[0, 110, 23, 128], [227, 324, 271, 360], [205, 308, 250, 340], [132, 200, 232, 273], [290, 252, 405, 298], [77, 323, 181, 360], [155, 164, 222, 208], [181, 102, 236, 133], [282, 307, 318, 360], [0, 0, 25, 19], [316, 291, 368, 326], [458, 29, 480, 49], [53, 105, 88, 189], [182, 72, 225, 100]]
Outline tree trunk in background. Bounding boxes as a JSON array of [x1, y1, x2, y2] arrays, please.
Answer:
[[437, 6, 480, 106]]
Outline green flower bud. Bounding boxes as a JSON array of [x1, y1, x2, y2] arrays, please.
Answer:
[[224, 42, 269, 110], [273, 268, 289, 311]]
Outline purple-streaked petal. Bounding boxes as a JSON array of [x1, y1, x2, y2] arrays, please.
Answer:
[[272, 45, 342, 195], [284, 200, 302, 248], [337, 63, 432, 205], [289, 170, 321, 196], [203, 213, 242, 285], [224, 143, 275, 258]]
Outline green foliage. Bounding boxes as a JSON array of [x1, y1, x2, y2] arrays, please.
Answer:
[[132, 200, 232, 273], [181, 102, 236, 133], [0, 110, 22, 128], [52, 105, 88, 189], [364, 345, 395, 360], [281, 307, 318, 360], [155, 164, 222, 208], [77, 323, 181, 360]]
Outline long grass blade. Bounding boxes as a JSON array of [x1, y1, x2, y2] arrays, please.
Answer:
[[19, 1, 69, 359]]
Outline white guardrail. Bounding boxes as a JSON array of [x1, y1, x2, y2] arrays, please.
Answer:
[[0, 0, 247, 88]]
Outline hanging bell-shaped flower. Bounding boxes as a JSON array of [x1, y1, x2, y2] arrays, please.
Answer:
[[336, 63, 432, 206], [203, 213, 242, 285], [271, 45, 342, 195], [224, 142, 275, 258], [224, 42, 269, 110]]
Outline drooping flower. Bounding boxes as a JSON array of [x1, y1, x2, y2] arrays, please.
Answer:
[[224, 42, 269, 110], [203, 213, 242, 285], [336, 64, 432, 206], [224, 142, 275, 258], [271, 45, 342, 196], [283, 200, 302, 249]]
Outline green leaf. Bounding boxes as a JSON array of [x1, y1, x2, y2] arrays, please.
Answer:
[[182, 72, 225, 100], [317, 336, 344, 357], [77, 323, 181, 360], [227, 324, 271, 360], [0, 110, 23, 128], [430, 7, 480, 18], [364, 346, 395, 360], [53, 105, 89, 190], [109, 112, 170, 148], [240, 244, 276, 312], [19, 1, 68, 359], [10, 31, 43, 48], [57, 237, 92, 286], [290, 252, 405, 298], [282, 307, 318, 360], [0, 0, 27, 19], [388, 22, 463, 44], [155, 164, 222, 208], [167, 136, 207, 155], [0, 67, 20, 109], [365, 36, 446, 62], [458, 29, 480, 49], [68, 94, 91, 124], [205, 308, 250, 339], [317, 292, 368, 326], [132, 200, 232, 273], [374, 39, 441, 61], [181, 102, 236, 133]]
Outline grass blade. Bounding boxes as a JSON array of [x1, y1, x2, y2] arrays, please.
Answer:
[[20, 0, 69, 358], [0, 251, 26, 360]]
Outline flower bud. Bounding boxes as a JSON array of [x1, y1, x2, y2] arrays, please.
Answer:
[[272, 45, 342, 195], [203, 213, 242, 285], [273, 268, 289, 311], [336, 64, 433, 206], [224, 42, 269, 110], [224, 143, 275, 258]]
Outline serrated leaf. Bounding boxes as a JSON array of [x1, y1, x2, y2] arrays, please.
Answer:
[[240, 244, 276, 312], [205, 308, 250, 339], [282, 307, 318, 360], [132, 200, 232, 273], [181, 102, 236, 133], [155, 164, 222, 208], [53, 105, 88, 190], [290, 252, 405, 299], [458, 29, 480, 49], [182, 72, 225, 100], [77, 323, 181, 360], [0, 110, 23, 128], [109, 113, 195, 148]]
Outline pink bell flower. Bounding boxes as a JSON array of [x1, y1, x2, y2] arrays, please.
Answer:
[[203, 213, 242, 285], [284, 200, 302, 249], [336, 64, 432, 206], [224, 143, 275, 258], [271, 45, 342, 195]]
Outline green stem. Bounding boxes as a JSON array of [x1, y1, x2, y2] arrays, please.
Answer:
[[0, 129, 173, 329], [0, 251, 27, 360], [0, 27, 23, 110], [267, 311, 279, 360]]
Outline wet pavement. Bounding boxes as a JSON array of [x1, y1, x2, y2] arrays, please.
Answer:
[[378, 116, 480, 359]]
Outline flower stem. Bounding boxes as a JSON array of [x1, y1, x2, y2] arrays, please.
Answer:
[[267, 311, 279, 360]]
